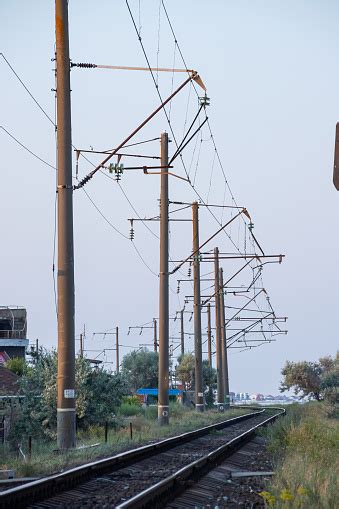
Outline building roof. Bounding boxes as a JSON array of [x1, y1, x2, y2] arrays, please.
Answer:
[[136, 388, 182, 396], [0, 366, 20, 395], [0, 351, 10, 365]]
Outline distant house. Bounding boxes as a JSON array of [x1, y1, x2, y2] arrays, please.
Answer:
[[0, 365, 21, 443], [250, 393, 264, 401], [0, 306, 29, 360]]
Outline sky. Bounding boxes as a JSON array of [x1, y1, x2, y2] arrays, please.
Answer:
[[1, 0, 338, 395]]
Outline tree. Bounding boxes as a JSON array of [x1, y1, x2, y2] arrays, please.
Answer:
[[202, 360, 217, 407], [121, 349, 158, 391], [5, 357, 27, 376], [280, 353, 338, 402], [320, 353, 339, 409], [11, 349, 128, 441], [176, 354, 217, 400], [280, 361, 323, 400], [176, 353, 194, 390]]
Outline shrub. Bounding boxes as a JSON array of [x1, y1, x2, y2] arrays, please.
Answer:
[[118, 403, 143, 417], [143, 405, 157, 420], [122, 395, 141, 406], [5, 357, 27, 376], [9, 350, 128, 442]]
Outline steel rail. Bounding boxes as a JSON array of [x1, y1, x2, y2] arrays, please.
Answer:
[[0, 410, 265, 508], [117, 407, 285, 509]]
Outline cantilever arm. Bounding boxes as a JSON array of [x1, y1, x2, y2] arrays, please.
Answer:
[[169, 209, 247, 275], [74, 73, 195, 189]]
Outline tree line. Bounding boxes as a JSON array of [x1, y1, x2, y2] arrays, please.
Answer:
[[4, 349, 217, 442]]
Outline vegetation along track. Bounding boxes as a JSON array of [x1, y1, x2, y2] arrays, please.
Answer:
[[0, 408, 284, 508]]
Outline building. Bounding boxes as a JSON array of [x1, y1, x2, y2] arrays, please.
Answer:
[[0, 365, 21, 443], [0, 307, 29, 360]]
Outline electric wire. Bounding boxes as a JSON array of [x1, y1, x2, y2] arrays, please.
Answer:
[[81, 187, 129, 240], [156, 0, 161, 87], [131, 240, 158, 277], [159, 4, 254, 244], [1, 53, 55, 127], [168, 40, 177, 122], [1, 52, 165, 339], [160, 1, 281, 322], [117, 181, 159, 240], [125, 0, 190, 181], [0, 126, 56, 170]]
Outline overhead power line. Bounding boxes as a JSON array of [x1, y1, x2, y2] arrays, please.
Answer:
[[0, 126, 56, 170], [1, 52, 55, 127]]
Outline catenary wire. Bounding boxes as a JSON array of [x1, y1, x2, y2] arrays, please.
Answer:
[[160, 1, 280, 319], [1, 126, 56, 170]]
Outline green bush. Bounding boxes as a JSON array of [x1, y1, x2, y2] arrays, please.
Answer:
[[122, 395, 141, 406], [169, 402, 188, 419], [5, 357, 27, 376], [118, 403, 143, 417], [9, 350, 128, 443], [143, 405, 157, 420]]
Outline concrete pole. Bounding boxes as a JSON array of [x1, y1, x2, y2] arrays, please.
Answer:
[[158, 132, 169, 425], [153, 318, 158, 353], [116, 326, 119, 374], [35, 338, 39, 362], [192, 202, 204, 412], [207, 303, 212, 367], [56, 0, 76, 449], [180, 310, 185, 356], [79, 334, 83, 357], [219, 268, 230, 407], [214, 247, 224, 411]]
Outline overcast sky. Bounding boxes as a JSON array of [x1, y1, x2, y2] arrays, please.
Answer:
[[1, 0, 338, 395]]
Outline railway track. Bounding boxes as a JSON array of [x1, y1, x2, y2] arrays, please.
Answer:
[[166, 435, 274, 508], [0, 408, 284, 509]]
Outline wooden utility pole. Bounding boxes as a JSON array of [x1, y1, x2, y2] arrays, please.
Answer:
[[56, 0, 76, 449], [207, 303, 212, 366], [180, 309, 185, 356], [192, 202, 204, 412], [79, 334, 83, 357], [158, 132, 169, 425], [219, 267, 230, 407], [214, 247, 224, 411], [116, 326, 119, 373], [153, 318, 158, 352]]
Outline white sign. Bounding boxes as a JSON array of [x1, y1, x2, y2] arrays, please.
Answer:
[[64, 389, 75, 399], [198, 392, 204, 397]]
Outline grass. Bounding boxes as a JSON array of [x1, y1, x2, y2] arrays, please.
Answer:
[[0, 405, 249, 478], [260, 402, 339, 508]]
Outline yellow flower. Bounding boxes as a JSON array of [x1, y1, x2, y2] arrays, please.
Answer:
[[296, 486, 307, 496], [259, 491, 276, 506], [280, 488, 294, 502]]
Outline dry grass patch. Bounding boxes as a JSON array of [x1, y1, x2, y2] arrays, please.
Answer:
[[261, 403, 338, 508]]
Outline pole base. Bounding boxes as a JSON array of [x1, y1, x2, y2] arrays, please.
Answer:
[[57, 409, 76, 449], [195, 403, 205, 412], [158, 405, 169, 425]]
